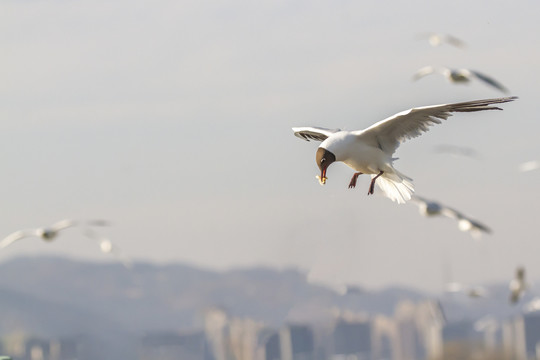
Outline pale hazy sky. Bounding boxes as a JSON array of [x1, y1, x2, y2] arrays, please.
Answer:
[[1, 0, 539, 293]]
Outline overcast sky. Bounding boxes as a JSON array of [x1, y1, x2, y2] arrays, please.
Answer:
[[0, 0, 539, 293]]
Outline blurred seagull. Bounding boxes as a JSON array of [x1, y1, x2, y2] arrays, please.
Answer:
[[433, 144, 479, 159], [518, 160, 540, 173], [524, 297, 540, 312], [445, 282, 487, 298], [509, 266, 527, 304], [411, 195, 491, 238], [418, 32, 466, 48], [83, 228, 133, 269], [293, 97, 516, 204], [0, 219, 109, 249], [305, 269, 363, 296], [413, 66, 509, 93]]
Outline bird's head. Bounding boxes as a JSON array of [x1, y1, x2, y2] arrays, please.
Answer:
[[315, 147, 336, 185]]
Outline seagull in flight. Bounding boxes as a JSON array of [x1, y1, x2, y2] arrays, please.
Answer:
[[411, 195, 491, 238], [0, 219, 109, 249], [83, 227, 133, 269], [418, 32, 466, 49], [445, 282, 488, 298], [292, 97, 516, 204], [509, 266, 527, 304], [413, 66, 509, 93], [524, 297, 540, 312], [433, 144, 479, 159], [518, 160, 540, 173]]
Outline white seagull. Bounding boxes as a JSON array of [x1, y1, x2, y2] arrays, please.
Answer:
[[433, 144, 479, 159], [411, 195, 491, 238], [413, 66, 509, 93], [0, 219, 109, 249], [293, 97, 516, 204], [83, 227, 133, 269], [518, 160, 540, 173], [509, 266, 527, 304], [524, 297, 540, 312], [445, 281, 488, 298], [418, 32, 466, 49]]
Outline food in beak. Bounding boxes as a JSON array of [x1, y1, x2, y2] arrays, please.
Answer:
[[315, 175, 327, 185]]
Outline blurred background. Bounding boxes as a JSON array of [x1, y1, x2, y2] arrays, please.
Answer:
[[0, 0, 539, 359]]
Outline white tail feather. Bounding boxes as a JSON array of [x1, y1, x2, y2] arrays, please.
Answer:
[[374, 171, 414, 204]]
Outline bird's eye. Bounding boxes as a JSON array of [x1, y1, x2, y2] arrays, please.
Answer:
[[321, 158, 325, 163]]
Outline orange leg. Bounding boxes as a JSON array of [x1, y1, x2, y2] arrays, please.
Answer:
[[348, 172, 363, 188], [368, 171, 384, 195]]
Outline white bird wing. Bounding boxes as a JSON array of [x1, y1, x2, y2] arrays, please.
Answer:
[[82, 228, 133, 269], [0, 230, 39, 249], [410, 194, 430, 205], [439, 206, 462, 220], [355, 97, 517, 155], [518, 160, 540, 172], [292, 127, 341, 142], [445, 281, 464, 292], [443, 34, 466, 48], [470, 70, 509, 93], [466, 218, 492, 234], [412, 66, 438, 80], [50, 219, 77, 231]]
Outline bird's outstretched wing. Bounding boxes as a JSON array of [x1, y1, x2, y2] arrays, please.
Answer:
[[50, 219, 77, 232], [418, 33, 466, 48], [410, 194, 430, 204], [457, 217, 492, 236], [439, 206, 463, 220], [443, 34, 466, 48], [355, 97, 517, 155], [470, 70, 509, 93], [412, 66, 439, 80], [0, 230, 38, 249], [83, 228, 133, 269], [292, 127, 341, 142]]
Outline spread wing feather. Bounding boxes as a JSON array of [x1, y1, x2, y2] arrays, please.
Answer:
[[355, 97, 517, 154], [292, 127, 341, 142]]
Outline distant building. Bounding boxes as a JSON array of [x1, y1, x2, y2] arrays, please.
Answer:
[[503, 311, 540, 360], [255, 324, 315, 360], [331, 318, 372, 360], [257, 330, 281, 360], [139, 331, 212, 360], [442, 321, 482, 342], [228, 317, 265, 360], [282, 324, 315, 360], [1, 336, 85, 360], [372, 315, 397, 360]]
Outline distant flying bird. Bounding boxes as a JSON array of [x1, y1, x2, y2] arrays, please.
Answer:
[[445, 282, 488, 298], [305, 269, 362, 296], [0, 219, 110, 249], [456, 217, 492, 240], [83, 228, 133, 269], [413, 66, 509, 93], [411, 195, 491, 238], [509, 266, 527, 304], [418, 32, 466, 49], [524, 297, 540, 312], [433, 144, 479, 159], [518, 160, 540, 173], [293, 97, 516, 204]]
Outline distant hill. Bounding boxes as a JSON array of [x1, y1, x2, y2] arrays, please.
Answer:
[[0, 256, 533, 338]]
